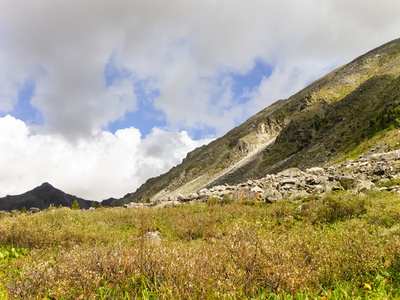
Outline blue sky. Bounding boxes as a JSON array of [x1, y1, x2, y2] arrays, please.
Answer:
[[0, 0, 400, 200], [2, 56, 274, 139], [7, 80, 40, 124]]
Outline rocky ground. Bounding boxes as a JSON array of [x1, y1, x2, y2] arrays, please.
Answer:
[[124, 149, 400, 209]]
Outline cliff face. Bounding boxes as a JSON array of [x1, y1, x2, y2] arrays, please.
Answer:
[[114, 38, 400, 206]]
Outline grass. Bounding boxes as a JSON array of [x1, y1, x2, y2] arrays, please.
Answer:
[[378, 178, 400, 188], [331, 126, 400, 165], [0, 191, 400, 299]]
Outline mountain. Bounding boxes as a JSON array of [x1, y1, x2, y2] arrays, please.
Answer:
[[112, 38, 400, 206], [0, 182, 95, 211]]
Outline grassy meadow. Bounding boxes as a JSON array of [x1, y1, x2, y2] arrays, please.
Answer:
[[1, 191, 400, 299]]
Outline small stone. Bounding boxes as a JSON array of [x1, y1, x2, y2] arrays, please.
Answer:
[[144, 231, 162, 242]]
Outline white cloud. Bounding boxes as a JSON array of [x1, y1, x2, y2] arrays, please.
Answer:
[[0, 115, 209, 200], [1, 0, 400, 139]]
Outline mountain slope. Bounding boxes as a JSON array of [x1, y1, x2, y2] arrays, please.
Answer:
[[0, 182, 95, 211], [114, 38, 400, 205]]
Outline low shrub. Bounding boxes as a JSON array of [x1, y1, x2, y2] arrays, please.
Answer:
[[303, 192, 368, 224]]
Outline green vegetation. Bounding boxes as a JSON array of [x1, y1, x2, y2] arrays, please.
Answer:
[[379, 178, 400, 188], [185, 163, 200, 173], [71, 200, 80, 210], [314, 85, 357, 104], [0, 191, 400, 299], [333, 125, 400, 165], [368, 105, 400, 138]]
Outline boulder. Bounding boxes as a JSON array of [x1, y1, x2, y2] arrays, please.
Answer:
[[186, 193, 199, 201], [177, 194, 186, 201], [214, 185, 227, 192], [310, 185, 325, 194], [261, 189, 283, 202], [355, 180, 375, 193], [280, 184, 294, 190], [196, 194, 212, 202], [306, 167, 325, 175], [280, 178, 299, 185], [28, 207, 41, 214], [234, 187, 258, 200], [277, 168, 303, 177], [251, 186, 264, 194], [305, 175, 319, 185]]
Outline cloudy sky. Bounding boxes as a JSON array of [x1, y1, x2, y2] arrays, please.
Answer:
[[0, 0, 399, 201]]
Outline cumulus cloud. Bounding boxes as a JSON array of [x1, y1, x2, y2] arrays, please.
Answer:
[[0, 115, 209, 200]]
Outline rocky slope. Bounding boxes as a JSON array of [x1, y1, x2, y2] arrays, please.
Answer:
[[114, 38, 400, 206], [0, 182, 95, 212], [135, 148, 400, 208]]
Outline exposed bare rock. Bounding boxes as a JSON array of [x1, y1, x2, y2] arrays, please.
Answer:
[[278, 168, 303, 177]]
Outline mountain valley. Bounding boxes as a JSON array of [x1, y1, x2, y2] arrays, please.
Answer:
[[2, 38, 400, 211]]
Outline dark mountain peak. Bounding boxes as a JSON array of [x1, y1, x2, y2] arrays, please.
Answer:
[[33, 182, 56, 191], [0, 182, 94, 212], [40, 182, 53, 188]]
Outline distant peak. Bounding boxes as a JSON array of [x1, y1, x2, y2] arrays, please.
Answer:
[[33, 182, 56, 192], [40, 182, 54, 188]]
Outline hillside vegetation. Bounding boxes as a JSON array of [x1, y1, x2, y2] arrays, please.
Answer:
[[116, 38, 400, 206], [1, 190, 400, 299]]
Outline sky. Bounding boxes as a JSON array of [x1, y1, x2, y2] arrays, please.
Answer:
[[0, 0, 400, 201]]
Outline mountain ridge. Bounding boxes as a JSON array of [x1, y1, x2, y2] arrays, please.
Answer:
[[113, 38, 400, 206]]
